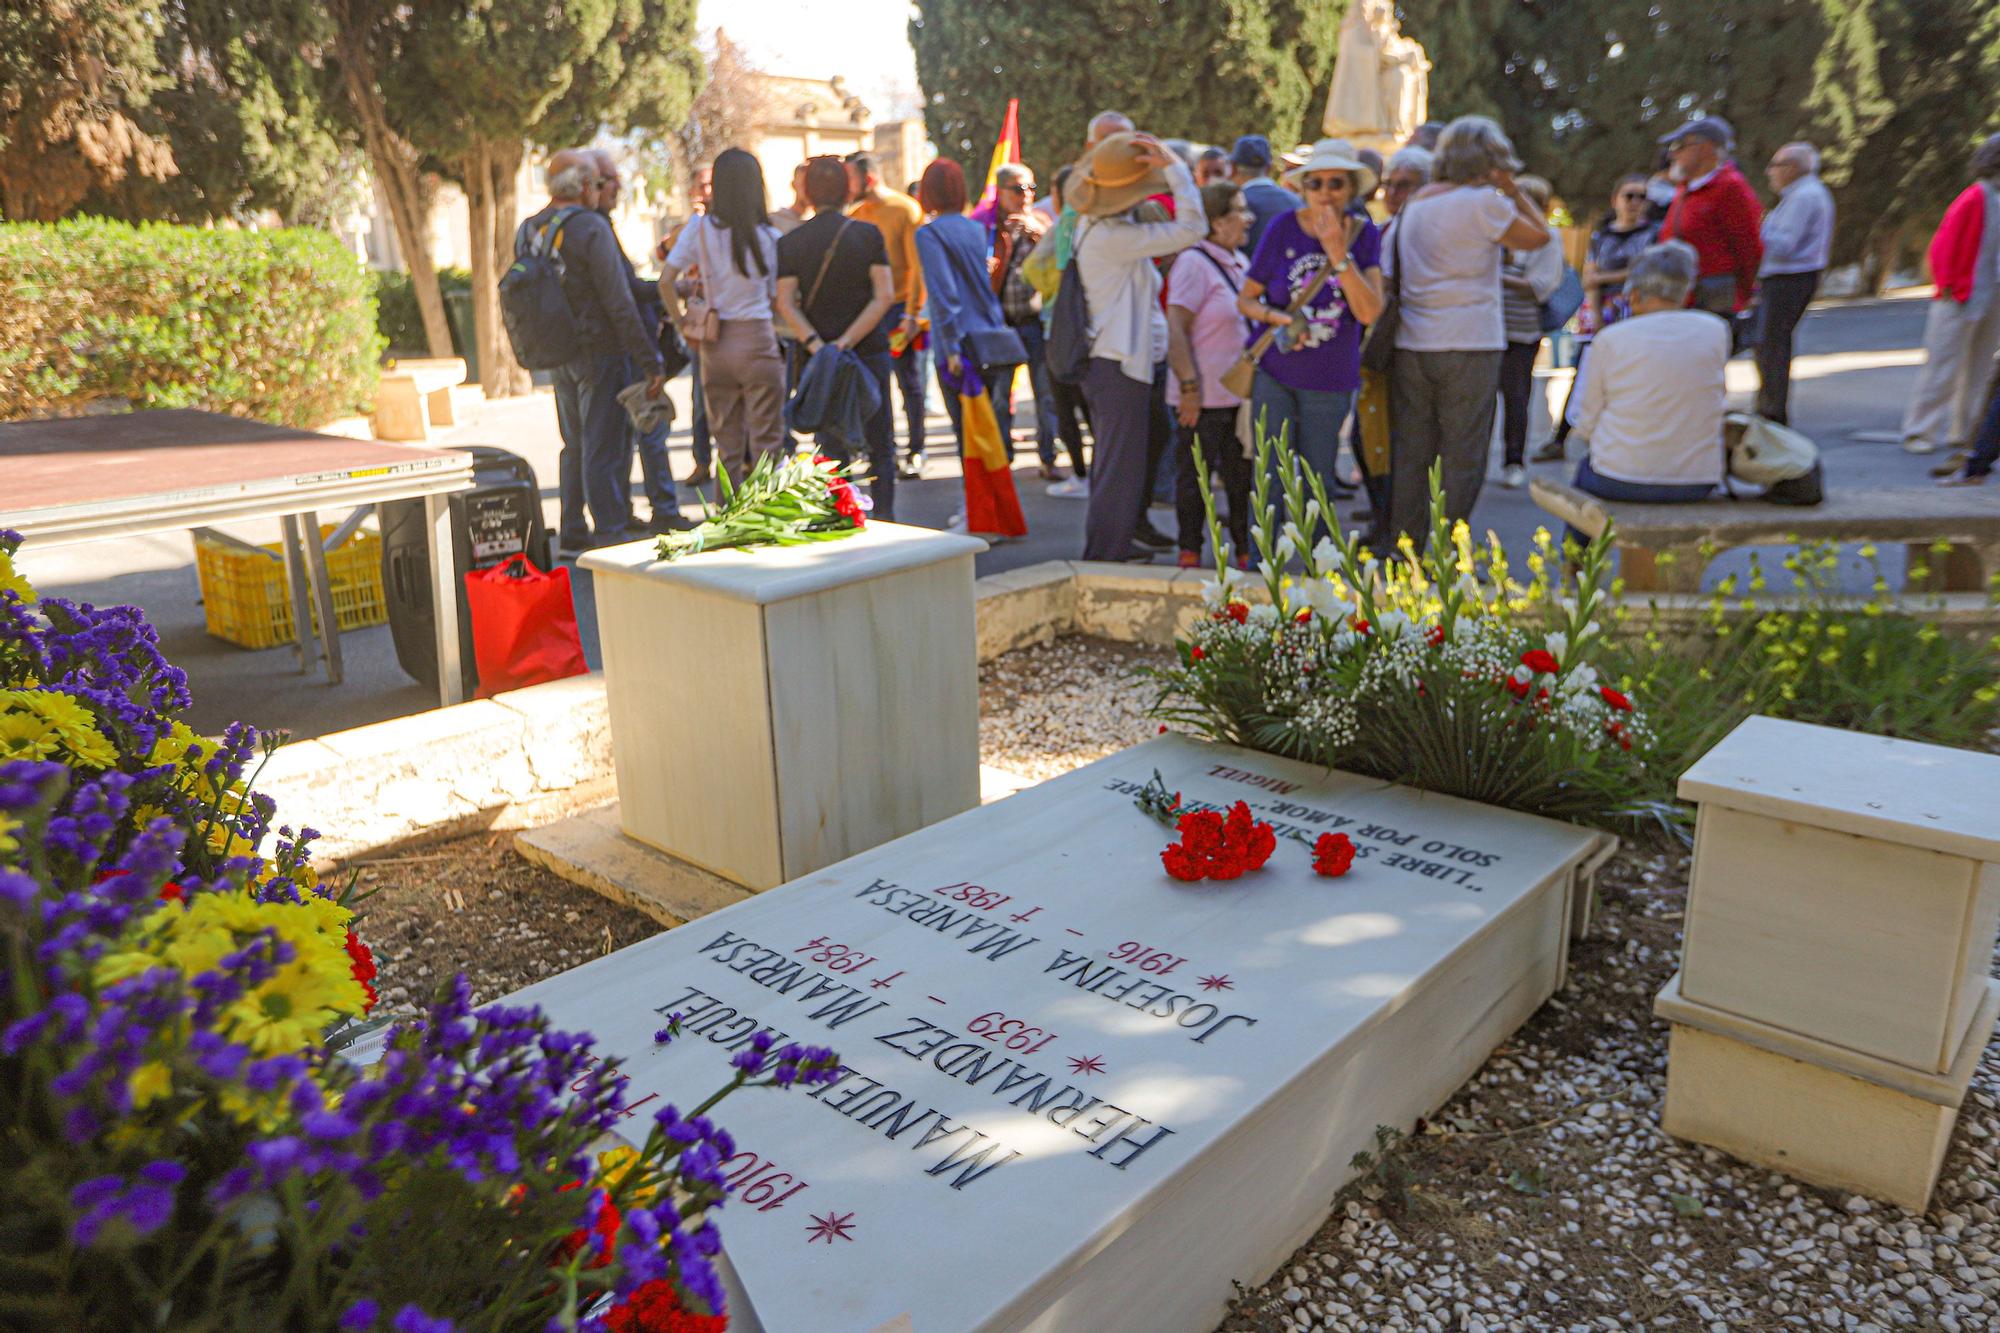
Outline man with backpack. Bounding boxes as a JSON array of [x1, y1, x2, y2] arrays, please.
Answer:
[[508, 148, 667, 557]]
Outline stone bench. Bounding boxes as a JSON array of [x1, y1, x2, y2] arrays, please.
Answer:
[[1528, 476, 2000, 593], [373, 357, 467, 441]]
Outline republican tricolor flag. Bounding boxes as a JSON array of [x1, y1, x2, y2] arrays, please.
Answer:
[[974, 98, 1021, 214], [941, 358, 1027, 538]]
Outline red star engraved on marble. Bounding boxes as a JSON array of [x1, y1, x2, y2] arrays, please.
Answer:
[[805, 1210, 857, 1244], [1066, 1054, 1106, 1076], [1197, 973, 1235, 992]]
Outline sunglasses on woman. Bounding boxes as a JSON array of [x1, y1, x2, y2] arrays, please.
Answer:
[[1299, 174, 1350, 193], [1618, 190, 1645, 201]]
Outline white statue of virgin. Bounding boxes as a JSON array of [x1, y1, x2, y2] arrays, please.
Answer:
[[1324, 0, 1429, 144]]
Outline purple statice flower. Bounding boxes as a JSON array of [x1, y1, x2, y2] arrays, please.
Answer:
[[338, 1301, 380, 1330], [389, 1306, 457, 1333], [769, 1043, 842, 1089], [69, 1160, 184, 1245], [652, 1011, 684, 1045]]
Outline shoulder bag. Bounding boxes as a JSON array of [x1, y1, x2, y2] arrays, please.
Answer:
[[940, 227, 1028, 369], [679, 216, 721, 344], [1221, 218, 1361, 399]]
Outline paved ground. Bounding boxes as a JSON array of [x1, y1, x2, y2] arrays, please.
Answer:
[[12, 289, 1976, 741]]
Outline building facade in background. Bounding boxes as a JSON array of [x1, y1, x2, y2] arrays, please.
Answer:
[[341, 72, 933, 278]]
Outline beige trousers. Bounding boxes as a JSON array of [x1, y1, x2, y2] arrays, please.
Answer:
[[700, 318, 788, 482]]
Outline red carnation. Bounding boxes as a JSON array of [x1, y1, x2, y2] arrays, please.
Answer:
[[1352, 617, 1370, 634], [1425, 624, 1446, 647], [1188, 645, 1206, 661], [1502, 674, 1531, 699], [1160, 801, 1275, 883], [1600, 685, 1633, 712], [344, 929, 379, 1012], [1295, 608, 1312, 624], [1520, 648, 1560, 675], [604, 1280, 729, 1333], [552, 1183, 620, 1270], [1222, 602, 1249, 624], [1313, 832, 1356, 877], [158, 881, 186, 903]]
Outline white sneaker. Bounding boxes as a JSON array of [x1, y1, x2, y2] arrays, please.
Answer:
[[1501, 463, 1527, 489], [1902, 437, 1938, 455], [1047, 477, 1090, 499], [945, 511, 969, 534]]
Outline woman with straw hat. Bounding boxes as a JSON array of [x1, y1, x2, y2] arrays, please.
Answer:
[[1236, 138, 1385, 512], [1070, 131, 1206, 562]]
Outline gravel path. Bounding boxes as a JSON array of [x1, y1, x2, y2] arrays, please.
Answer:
[[351, 634, 2000, 1330]]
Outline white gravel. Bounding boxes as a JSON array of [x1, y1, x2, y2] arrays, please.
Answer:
[[975, 635, 2000, 1333]]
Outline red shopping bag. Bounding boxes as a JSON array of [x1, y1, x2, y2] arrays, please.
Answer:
[[464, 554, 587, 698]]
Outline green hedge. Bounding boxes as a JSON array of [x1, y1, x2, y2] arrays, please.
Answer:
[[372, 266, 471, 357], [0, 219, 383, 428]]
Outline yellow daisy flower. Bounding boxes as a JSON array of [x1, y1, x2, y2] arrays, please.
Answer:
[[0, 548, 34, 604], [0, 711, 59, 762]]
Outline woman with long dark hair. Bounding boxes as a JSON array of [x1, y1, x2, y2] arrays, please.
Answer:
[[660, 147, 786, 482]]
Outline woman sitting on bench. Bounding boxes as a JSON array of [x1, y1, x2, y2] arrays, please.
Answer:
[[1569, 240, 1728, 506]]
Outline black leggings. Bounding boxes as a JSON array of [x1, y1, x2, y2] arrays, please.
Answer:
[[1176, 408, 1252, 559], [1499, 340, 1540, 467]]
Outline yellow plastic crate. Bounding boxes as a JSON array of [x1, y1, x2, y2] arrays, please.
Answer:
[[195, 524, 388, 650]]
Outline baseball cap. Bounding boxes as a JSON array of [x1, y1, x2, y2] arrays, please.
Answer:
[[1231, 135, 1273, 169], [1660, 115, 1734, 149]]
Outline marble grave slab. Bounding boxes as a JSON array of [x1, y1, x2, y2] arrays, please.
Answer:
[[500, 735, 1610, 1332]]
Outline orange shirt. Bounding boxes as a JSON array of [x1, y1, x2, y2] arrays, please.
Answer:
[[850, 187, 926, 311]]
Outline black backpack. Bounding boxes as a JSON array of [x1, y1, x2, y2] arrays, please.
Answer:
[[501, 206, 585, 370], [1046, 223, 1093, 385]]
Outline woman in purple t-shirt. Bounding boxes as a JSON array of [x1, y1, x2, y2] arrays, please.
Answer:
[[1237, 139, 1385, 510]]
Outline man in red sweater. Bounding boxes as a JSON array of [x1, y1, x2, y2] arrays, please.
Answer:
[[1659, 116, 1764, 318]]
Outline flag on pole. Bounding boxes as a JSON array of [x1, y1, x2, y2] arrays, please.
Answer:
[[974, 98, 1021, 214], [941, 358, 1027, 538]]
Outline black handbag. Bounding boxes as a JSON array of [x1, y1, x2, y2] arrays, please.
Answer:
[[940, 233, 1028, 368], [1359, 214, 1403, 374]]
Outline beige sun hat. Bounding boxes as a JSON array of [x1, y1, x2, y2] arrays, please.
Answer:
[[1067, 132, 1170, 217], [1281, 138, 1379, 198]]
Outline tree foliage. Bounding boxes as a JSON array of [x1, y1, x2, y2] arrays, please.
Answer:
[[910, 0, 1339, 179], [1396, 0, 1999, 276], [0, 0, 175, 220]]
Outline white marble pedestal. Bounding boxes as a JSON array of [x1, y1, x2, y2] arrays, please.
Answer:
[[579, 522, 986, 890], [1663, 715, 2000, 1209], [498, 735, 1610, 1332]]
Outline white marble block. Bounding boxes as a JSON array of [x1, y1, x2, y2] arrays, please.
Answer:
[[580, 522, 986, 890], [496, 735, 1610, 1332], [1678, 715, 2000, 1073], [1656, 971, 1999, 1212]]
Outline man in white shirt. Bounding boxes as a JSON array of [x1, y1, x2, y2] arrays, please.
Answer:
[[1572, 240, 1728, 502], [1755, 141, 1836, 424]]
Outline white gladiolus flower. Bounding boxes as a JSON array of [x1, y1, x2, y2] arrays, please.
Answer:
[[1275, 533, 1297, 566], [1561, 663, 1599, 694], [1303, 579, 1354, 623], [1200, 566, 1244, 607], [1282, 520, 1306, 553], [1454, 574, 1482, 604], [1512, 664, 1534, 686], [1313, 537, 1342, 571], [1248, 603, 1281, 627], [1545, 631, 1569, 664], [1304, 499, 1322, 529], [1375, 610, 1412, 639]]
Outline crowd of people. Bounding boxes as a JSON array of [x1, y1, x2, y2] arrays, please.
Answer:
[[526, 107, 2000, 564]]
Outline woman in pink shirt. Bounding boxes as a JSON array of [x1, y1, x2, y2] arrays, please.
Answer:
[[1166, 182, 1257, 568]]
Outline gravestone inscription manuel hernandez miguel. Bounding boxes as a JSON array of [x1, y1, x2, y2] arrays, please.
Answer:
[[509, 735, 1608, 1332]]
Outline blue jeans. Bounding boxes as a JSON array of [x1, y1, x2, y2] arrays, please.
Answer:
[[1570, 455, 1713, 551], [1251, 369, 1354, 508], [885, 302, 927, 461], [618, 355, 676, 520], [1013, 320, 1062, 466], [813, 351, 897, 522], [1963, 374, 2000, 477], [554, 353, 632, 546]]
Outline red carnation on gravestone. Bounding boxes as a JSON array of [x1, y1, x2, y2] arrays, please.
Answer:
[[1313, 832, 1356, 877], [1600, 685, 1633, 712], [1161, 801, 1275, 882]]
